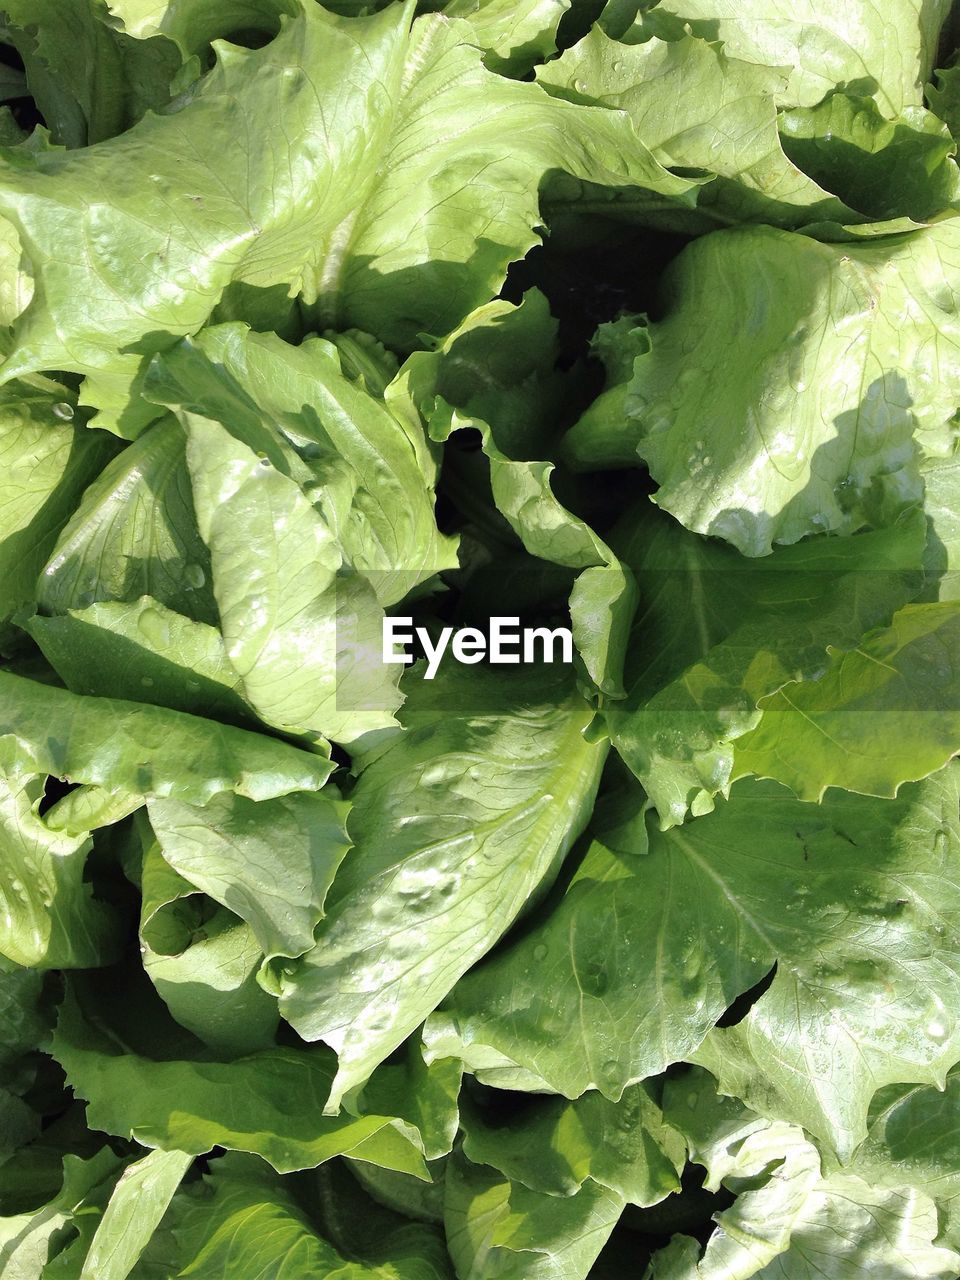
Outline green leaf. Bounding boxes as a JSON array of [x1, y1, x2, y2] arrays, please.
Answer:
[[0, 670, 333, 803], [538, 27, 856, 228], [605, 504, 926, 826], [147, 786, 351, 962], [565, 220, 960, 555], [0, 0, 180, 147], [51, 984, 460, 1179], [844, 1068, 960, 1248], [0, 387, 118, 642], [184, 414, 401, 744], [0, 2, 695, 386], [444, 1151, 624, 1280], [102, 0, 295, 56], [650, 1068, 960, 1279], [146, 323, 458, 606], [439, 0, 571, 76], [0, 1148, 125, 1280], [172, 1154, 453, 1279], [37, 417, 217, 625], [79, 1149, 193, 1280], [0, 765, 119, 969], [26, 597, 251, 725], [398, 295, 637, 696], [279, 664, 606, 1112], [430, 768, 960, 1158], [137, 830, 281, 1054], [733, 602, 960, 800], [923, 454, 960, 599], [779, 94, 960, 221], [652, 0, 952, 115], [460, 1085, 683, 1205]]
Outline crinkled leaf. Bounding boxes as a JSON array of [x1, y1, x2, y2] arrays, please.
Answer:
[[0, 1, 694, 388], [444, 1151, 623, 1280], [37, 416, 217, 625], [733, 602, 960, 799], [26, 597, 251, 725], [184, 414, 401, 744], [604, 505, 925, 825], [566, 221, 960, 555], [539, 28, 856, 228], [137, 842, 281, 1056], [280, 664, 606, 1113], [779, 94, 960, 220], [78, 1149, 193, 1280], [399, 295, 637, 695], [146, 323, 457, 605], [147, 787, 350, 962], [0, 386, 118, 642], [0, 671, 333, 803], [649, 1069, 960, 1279], [0, 0, 180, 148], [430, 768, 960, 1157], [0, 766, 119, 969], [0, 1148, 125, 1280], [652, 0, 952, 114], [461, 1085, 683, 1205], [172, 1154, 453, 1279], [51, 984, 460, 1179]]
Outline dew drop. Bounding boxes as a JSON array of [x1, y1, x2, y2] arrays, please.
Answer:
[[600, 1059, 620, 1085], [52, 402, 74, 421], [934, 828, 950, 856], [140, 676, 155, 688], [184, 563, 206, 589], [532, 943, 548, 962], [138, 607, 170, 647]]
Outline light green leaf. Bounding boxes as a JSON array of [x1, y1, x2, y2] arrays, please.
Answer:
[[173, 1155, 453, 1279], [0, 0, 180, 147], [27, 597, 251, 725], [439, 0, 571, 76], [0, 1, 694, 385], [444, 1151, 624, 1280], [79, 1149, 193, 1280], [280, 664, 606, 1113], [184, 414, 401, 744], [147, 786, 351, 961], [137, 828, 280, 1055], [649, 1069, 960, 1279], [0, 765, 119, 969], [460, 1085, 683, 1205], [398, 294, 637, 696], [538, 27, 855, 228], [0, 387, 118, 641], [844, 1068, 960, 1248], [0, 1149, 125, 1280], [37, 416, 218, 625], [429, 768, 960, 1157], [733, 602, 960, 800], [0, 218, 33, 327], [0, 671, 333, 803], [923, 454, 960, 599], [146, 323, 457, 605], [652, 0, 952, 114], [605, 504, 926, 826], [779, 94, 960, 220], [103, 0, 294, 56], [566, 220, 960, 555], [51, 984, 460, 1179]]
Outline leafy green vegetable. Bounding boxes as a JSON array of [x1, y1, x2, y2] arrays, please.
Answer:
[[3, 1, 960, 1273]]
